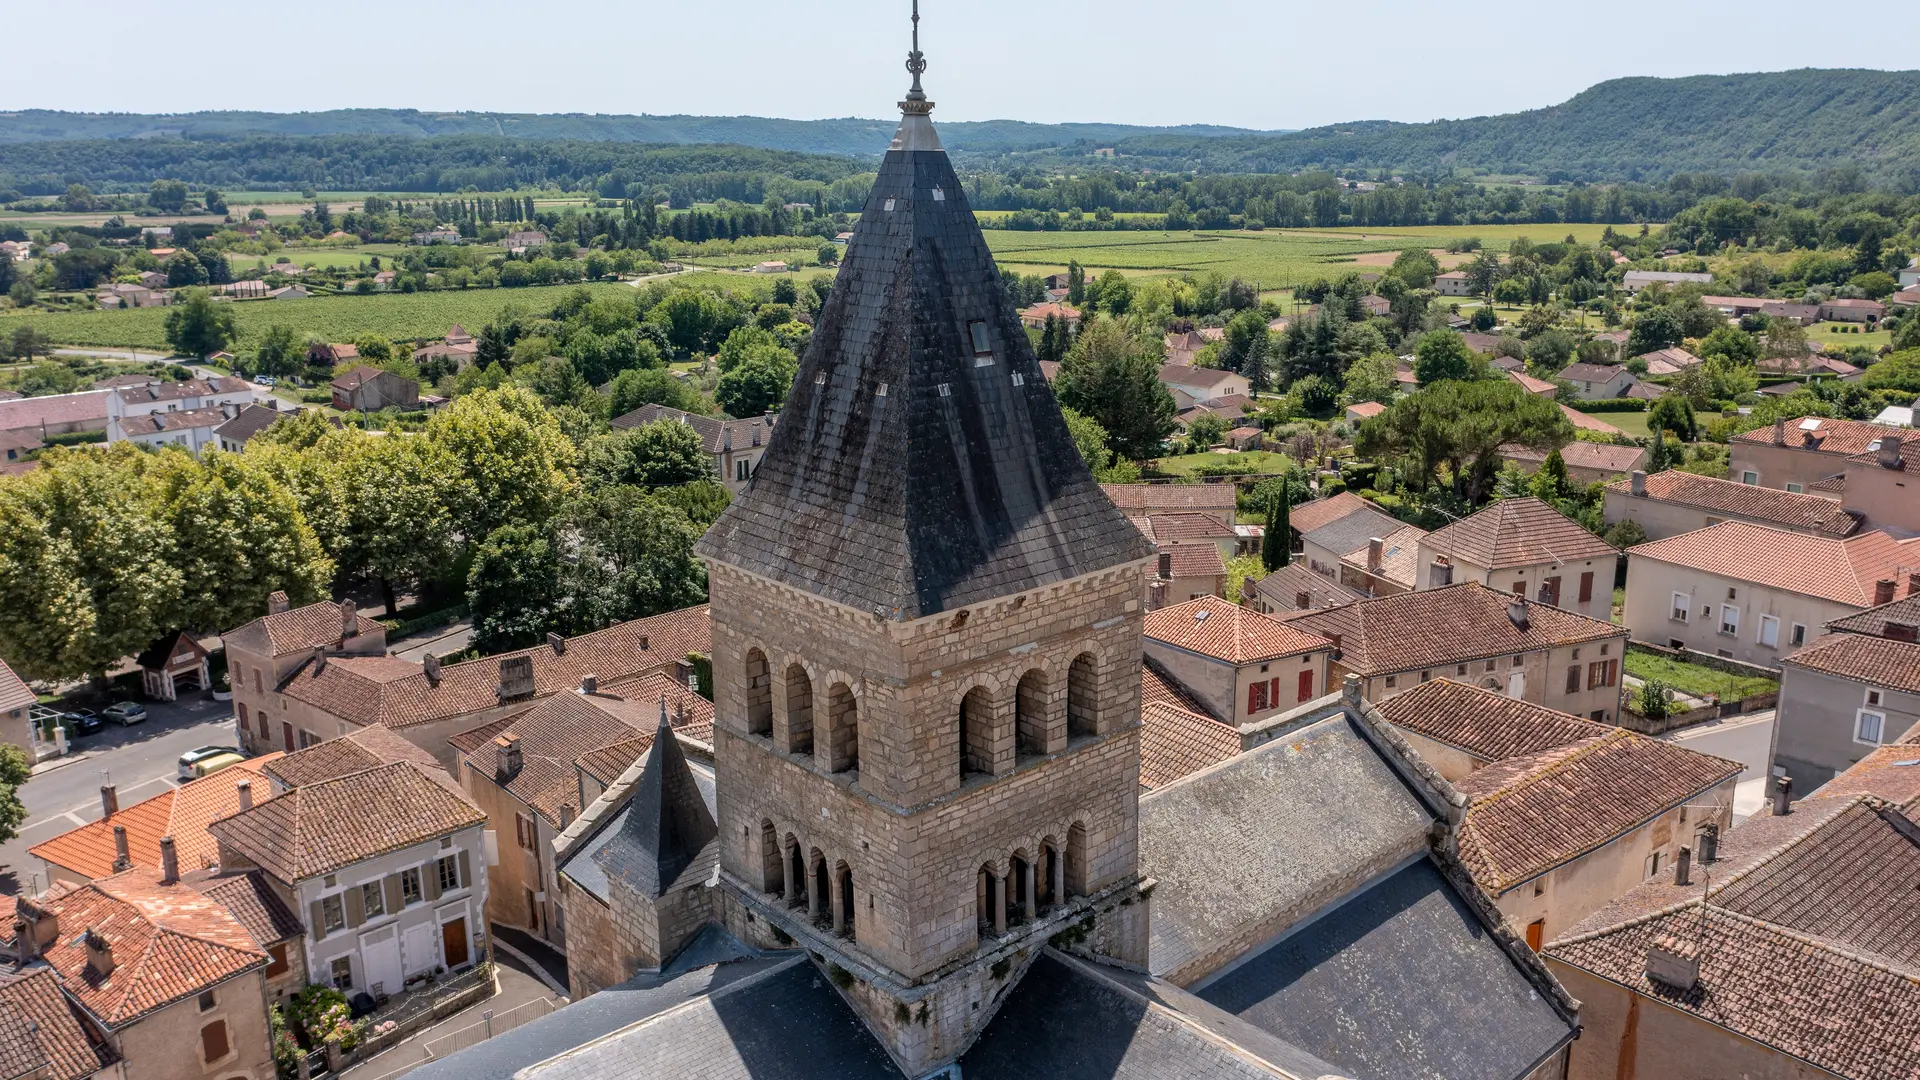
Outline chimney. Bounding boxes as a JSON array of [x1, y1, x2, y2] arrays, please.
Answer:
[[1888, 622, 1920, 643], [547, 632, 566, 655], [267, 590, 290, 615], [99, 784, 118, 818], [111, 826, 130, 873], [423, 652, 442, 685], [82, 929, 114, 978], [495, 733, 522, 781], [159, 836, 178, 884], [559, 804, 575, 829], [1881, 434, 1904, 469], [751, 425, 762, 448], [1672, 845, 1692, 886], [723, 428, 733, 453], [1508, 597, 1530, 630], [1367, 537, 1384, 574], [1341, 673, 1362, 705], [675, 658, 696, 688], [638, 634, 649, 652], [1697, 822, 1719, 864], [1772, 418, 1786, 446], [18, 902, 58, 957], [1430, 556, 1453, 587], [1771, 775, 1793, 816], [1875, 579, 1897, 606], [1908, 572, 1920, 598], [236, 779, 253, 812], [579, 674, 597, 695], [1157, 552, 1173, 580], [1147, 579, 1168, 611], [312, 648, 327, 675], [1644, 934, 1699, 992], [1630, 469, 1647, 496], [339, 599, 359, 639]]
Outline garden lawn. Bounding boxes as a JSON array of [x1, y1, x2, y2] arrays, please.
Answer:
[[1624, 650, 1778, 702], [1150, 449, 1294, 477]]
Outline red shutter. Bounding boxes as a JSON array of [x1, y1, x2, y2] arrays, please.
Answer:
[[1579, 572, 1595, 603], [1297, 669, 1314, 702], [1608, 659, 1620, 687], [1247, 684, 1260, 715], [1269, 678, 1280, 707]]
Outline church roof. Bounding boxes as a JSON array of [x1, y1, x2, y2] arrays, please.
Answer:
[[694, 97, 1152, 620], [588, 703, 719, 899]]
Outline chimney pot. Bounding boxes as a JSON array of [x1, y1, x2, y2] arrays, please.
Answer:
[[1630, 469, 1647, 496], [1772, 418, 1786, 446], [1880, 434, 1904, 469], [159, 836, 178, 884], [1645, 935, 1699, 991], [312, 648, 327, 675], [100, 784, 118, 819], [495, 733, 523, 781], [236, 779, 253, 812], [547, 632, 566, 655], [1697, 822, 1719, 864], [1341, 673, 1362, 705], [1367, 537, 1384, 574], [339, 599, 358, 639], [580, 674, 597, 695], [1673, 845, 1692, 886], [267, 590, 290, 616], [1508, 597, 1530, 630], [1875, 579, 1897, 606], [1772, 775, 1793, 816], [1907, 572, 1920, 598], [82, 929, 113, 977], [111, 825, 130, 873], [423, 652, 442, 684]]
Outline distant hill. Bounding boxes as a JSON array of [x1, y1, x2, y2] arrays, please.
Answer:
[[0, 109, 1270, 157], [1110, 69, 1920, 181]]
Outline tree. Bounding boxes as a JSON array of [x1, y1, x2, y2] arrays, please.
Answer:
[[467, 524, 567, 654], [163, 289, 236, 360], [1465, 250, 1501, 299], [1355, 379, 1573, 504], [1389, 247, 1440, 289], [607, 367, 704, 418], [159, 452, 332, 632], [1413, 330, 1474, 385], [1186, 413, 1227, 450], [165, 251, 208, 287], [147, 179, 188, 214], [561, 488, 707, 630], [653, 478, 732, 528], [351, 334, 395, 364], [582, 420, 712, 490], [1863, 349, 1920, 393], [253, 325, 303, 377], [1262, 487, 1291, 572], [203, 189, 228, 216], [1626, 306, 1684, 358], [1530, 448, 1570, 502], [1647, 394, 1698, 442], [1055, 318, 1176, 461], [0, 745, 29, 845], [1342, 351, 1398, 406], [1697, 326, 1759, 365], [427, 387, 578, 544], [715, 349, 796, 418], [331, 436, 455, 615]]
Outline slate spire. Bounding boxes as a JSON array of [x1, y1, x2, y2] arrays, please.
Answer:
[[694, 4, 1154, 620], [592, 698, 717, 897]]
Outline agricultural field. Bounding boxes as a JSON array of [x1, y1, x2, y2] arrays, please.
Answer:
[[225, 243, 413, 273], [1806, 321, 1890, 349]]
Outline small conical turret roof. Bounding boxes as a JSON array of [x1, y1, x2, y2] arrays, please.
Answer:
[[592, 699, 717, 897], [695, 34, 1152, 620]]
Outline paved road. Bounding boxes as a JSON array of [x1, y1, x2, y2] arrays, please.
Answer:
[[1662, 709, 1776, 822], [390, 621, 475, 663], [2, 694, 238, 895]]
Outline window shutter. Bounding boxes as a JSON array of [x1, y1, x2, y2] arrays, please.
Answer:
[[344, 886, 364, 928], [1608, 659, 1619, 687], [1579, 572, 1594, 603], [201, 1020, 229, 1063], [458, 850, 471, 890], [425, 863, 443, 902], [1297, 669, 1314, 702], [1565, 666, 1580, 694], [384, 874, 403, 915], [1268, 678, 1279, 706], [1246, 684, 1259, 714], [309, 900, 327, 939]]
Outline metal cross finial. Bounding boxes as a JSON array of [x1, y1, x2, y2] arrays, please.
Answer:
[[905, 0, 928, 99]]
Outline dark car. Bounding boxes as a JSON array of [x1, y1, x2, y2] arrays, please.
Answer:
[[62, 710, 103, 737]]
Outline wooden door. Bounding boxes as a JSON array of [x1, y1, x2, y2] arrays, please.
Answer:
[[441, 918, 469, 968], [1525, 919, 1545, 951], [282, 722, 295, 754]]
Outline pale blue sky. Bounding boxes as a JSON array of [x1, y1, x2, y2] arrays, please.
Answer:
[[12, 0, 1920, 129]]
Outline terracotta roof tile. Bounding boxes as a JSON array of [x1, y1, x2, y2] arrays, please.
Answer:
[[0, 661, 31, 716], [263, 725, 441, 789], [1144, 595, 1332, 665], [185, 870, 304, 947], [1338, 523, 1426, 590], [1501, 441, 1648, 475], [1244, 561, 1368, 613], [1374, 679, 1613, 763], [1782, 633, 1920, 694], [1144, 512, 1235, 543], [23, 869, 267, 1026], [1828, 592, 1920, 638], [1454, 729, 1740, 893], [221, 599, 383, 660], [1288, 582, 1625, 676], [1729, 415, 1908, 456], [0, 967, 115, 1080], [208, 762, 484, 883], [1605, 471, 1860, 537], [610, 404, 775, 456], [1421, 496, 1616, 570], [1808, 746, 1920, 803], [30, 756, 282, 881], [1155, 542, 1224, 580], [1138, 703, 1242, 791], [1286, 491, 1386, 537], [1628, 521, 1920, 606], [1098, 483, 1236, 515]]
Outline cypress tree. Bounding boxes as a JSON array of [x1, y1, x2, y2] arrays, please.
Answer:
[[1263, 489, 1291, 572]]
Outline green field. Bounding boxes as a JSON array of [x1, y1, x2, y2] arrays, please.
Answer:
[[225, 244, 413, 272], [1149, 449, 1294, 477], [1598, 410, 1656, 439], [1624, 650, 1778, 702]]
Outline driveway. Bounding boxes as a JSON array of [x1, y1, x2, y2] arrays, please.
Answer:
[[341, 948, 561, 1080], [1662, 708, 1776, 822], [1, 693, 238, 895]]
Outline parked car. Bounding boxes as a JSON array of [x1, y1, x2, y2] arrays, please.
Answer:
[[186, 752, 246, 779], [178, 745, 244, 780], [254, 375, 277, 387], [62, 709, 103, 737], [101, 702, 146, 725]]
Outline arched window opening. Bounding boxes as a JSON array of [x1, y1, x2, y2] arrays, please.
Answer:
[[1067, 654, 1098, 738], [1009, 852, 1034, 924], [835, 863, 856, 940], [1066, 822, 1090, 897], [823, 684, 859, 773], [758, 820, 781, 894], [744, 649, 772, 736], [1041, 841, 1061, 909], [959, 687, 992, 779], [782, 664, 814, 756], [1015, 669, 1048, 756], [810, 851, 830, 926]]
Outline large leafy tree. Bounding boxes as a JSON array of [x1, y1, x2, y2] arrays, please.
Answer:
[[467, 524, 567, 654], [1413, 329, 1474, 385], [1356, 378, 1573, 505], [331, 436, 456, 615], [0, 745, 29, 845], [607, 367, 704, 418], [158, 452, 331, 633], [1055, 318, 1176, 461], [427, 386, 577, 543], [714, 349, 796, 418], [562, 488, 707, 630], [163, 288, 237, 359], [583, 420, 712, 490]]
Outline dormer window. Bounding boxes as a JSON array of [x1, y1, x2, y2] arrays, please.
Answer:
[[969, 321, 991, 355]]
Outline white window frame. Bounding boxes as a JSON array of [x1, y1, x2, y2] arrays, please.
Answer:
[[1671, 592, 1691, 623], [1866, 688, 1884, 707], [1856, 709, 1886, 746], [1757, 615, 1779, 648], [1789, 623, 1807, 648], [1719, 604, 1740, 636]]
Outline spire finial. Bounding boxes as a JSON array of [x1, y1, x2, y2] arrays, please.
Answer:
[[903, 0, 930, 108], [658, 694, 671, 732]]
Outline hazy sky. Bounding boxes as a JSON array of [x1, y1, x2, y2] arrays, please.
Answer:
[[11, 0, 1920, 129]]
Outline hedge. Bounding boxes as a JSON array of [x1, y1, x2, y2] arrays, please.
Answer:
[[44, 430, 107, 446], [1571, 398, 1648, 413]]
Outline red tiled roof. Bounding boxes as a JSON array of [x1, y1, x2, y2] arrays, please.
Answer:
[[208, 762, 485, 883], [1286, 491, 1384, 536], [1138, 702, 1242, 791], [30, 756, 282, 881], [1144, 595, 1331, 665], [1158, 364, 1243, 391], [1338, 523, 1425, 589], [1501, 441, 1647, 475], [1629, 521, 1920, 606], [1419, 496, 1616, 570], [0, 967, 115, 1080], [221, 599, 383, 659], [1507, 369, 1558, 395], [263, 725, 441, 789], [1345, 401, 1387, 419], [1374, 679, 1612, 763], [1144, 512, 1236, 543], [1288, 582, 1625, 676], [1814, 746, 1920, 803], [1245, 561, 1368, 613], [611, 404, 775, 453], [1156, 543, 1225, 580], [185, 870, 305, 947], [1099, 483, 1237, 515], [24, 870, 267, 1027], [1729, 416, 1908, 457], [1782, 633, 1920, 694], [0, 393, 109, 434], [1454, 729, 1741, 893], [0, 660, 31, 716], [1605, 471, 1861, 537]]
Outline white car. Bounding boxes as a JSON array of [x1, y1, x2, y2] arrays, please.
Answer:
[[254, 375, 277, 387], [178, 745, 243, 780]]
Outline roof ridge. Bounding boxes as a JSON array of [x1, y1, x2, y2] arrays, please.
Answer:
[[1706, 793, 1882, 898], [1468, 730, 1628, 812], [1705, 904, 1920, 980]]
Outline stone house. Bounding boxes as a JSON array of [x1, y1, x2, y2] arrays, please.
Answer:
[[1141, 595, 1334, 727], [1416, 496, 1618, 623], [1728, 415, 1907, 493], [1558, 363, 1637, 400], [306, 342, 357, 369], [451, 672, 711, 951], [1433, 270, 1474, 296], [1146, 542, 1225, 608], [1622, 521, 1920, 667], [222, 596, 389, 758], [1773, 590, 1920, 790], [1336, 523, 1425, 596], [0, 392, 109, 444], [1290, 582, 1630, 722], [1136, 511, 1238, 566], [1603, 469, 1861, 541], [208, 761, 490, 1002], [1156, 365, 1249, 411], [7, 863, 275, 1080], [1379, 680, 1738, 950], [1819, 297, 1884, 323], [611, 405, 774, 494], [329, 366, 421, 412], [0, 660, 33, 760], [1501, 441, 1648, 487]]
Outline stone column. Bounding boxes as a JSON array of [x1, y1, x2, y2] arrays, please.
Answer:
[[992, 872, 1007, 936], [1021, 861, 1036, 922], [783, 846, 798, 906], [806, 860, 821, 920], [976, 870, 989, 932], [830, 871, 846, 935], [1050, 851, 1065, 909]]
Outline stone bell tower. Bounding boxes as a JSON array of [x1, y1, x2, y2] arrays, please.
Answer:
[[695, 5, 1156, 1075]]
